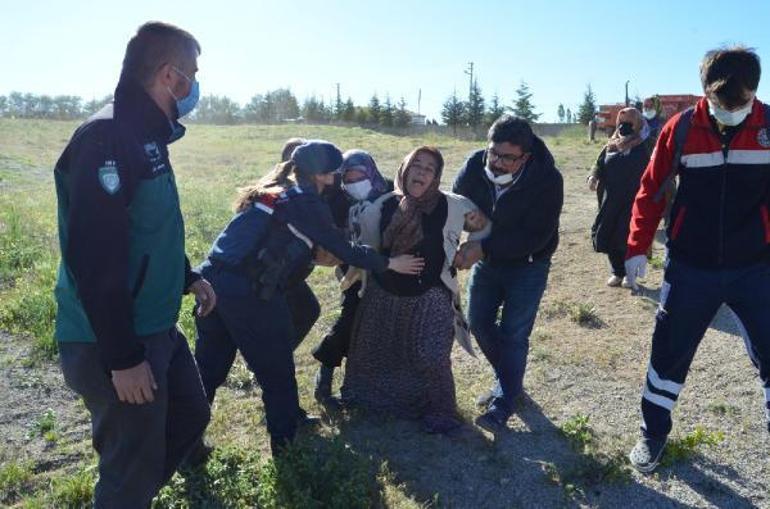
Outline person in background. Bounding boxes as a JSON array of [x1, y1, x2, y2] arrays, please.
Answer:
[[642, 95, 665, 142], [587, 107, 651, 288], [588, 114, 598, 142]]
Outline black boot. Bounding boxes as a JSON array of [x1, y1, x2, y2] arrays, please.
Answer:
[[180, 437, 213, 470], [270, 436, 291, 457], [296, 407, 322, 427]]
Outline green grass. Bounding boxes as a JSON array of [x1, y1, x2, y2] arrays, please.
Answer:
[[549, 414, 631, 498], [661, 426, 725, 467], [49, 466, 95, 508], [153, 438, 379, 508], [0, 119, 486, 507], [544, 299, 602, 328], [649, 254, 666, 270], [0, 178, 59, 358], [27, 409, 57, 440], [0, 460, 34, 504], [568, 303, 600, 327], [707, 401, 740, 417], [1, 118, 742, 507], [0, 120, 483, 360], [559, 414, 593, 450]]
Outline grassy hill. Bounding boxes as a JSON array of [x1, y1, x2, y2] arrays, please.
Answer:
[[0, 119, 767, 508]]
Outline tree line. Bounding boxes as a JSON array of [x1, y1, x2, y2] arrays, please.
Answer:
[[0, 83, 599, 130], [0, 89, 422, 127], [440, 81, 598, 134], [0, 92, 113, 120]]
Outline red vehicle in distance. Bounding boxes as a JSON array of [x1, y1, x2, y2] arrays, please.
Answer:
[[597, 94, 701, 135]]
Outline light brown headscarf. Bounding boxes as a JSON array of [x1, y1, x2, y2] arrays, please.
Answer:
[[381, 146, 444, 256], [606, 107, 646, 154]]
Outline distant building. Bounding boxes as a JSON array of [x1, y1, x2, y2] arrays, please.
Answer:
[[410, 113, 427, 126]]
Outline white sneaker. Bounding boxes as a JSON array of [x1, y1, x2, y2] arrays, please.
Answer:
[[475, 381, 503, 407], [606, 275, 622, 287], [621, 276, 634, 288]]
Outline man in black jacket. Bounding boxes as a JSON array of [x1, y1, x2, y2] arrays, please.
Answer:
[[54, 22, 214, 507], [453, 115, 563, 431]]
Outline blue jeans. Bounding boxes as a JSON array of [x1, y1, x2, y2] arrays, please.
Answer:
[[468, 259, 550, 413]]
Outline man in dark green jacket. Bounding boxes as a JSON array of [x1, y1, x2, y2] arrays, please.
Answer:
[[54, 22, 215, 507]]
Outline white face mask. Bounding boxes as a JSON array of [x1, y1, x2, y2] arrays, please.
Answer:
[[642, 108, 657, 120], [708, 99, 753, 126], [484, 165, 514, 185], [343, 179, 372, 201]]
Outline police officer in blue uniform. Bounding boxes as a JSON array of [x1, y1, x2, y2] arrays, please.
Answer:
[[193, 140, 424, 454]]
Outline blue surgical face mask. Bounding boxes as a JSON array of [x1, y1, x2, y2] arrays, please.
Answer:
[[168, 66, 200, 118], [708, 98, 753, 127]]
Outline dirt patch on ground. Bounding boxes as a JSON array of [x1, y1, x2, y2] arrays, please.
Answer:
[[0, 332, 91, 478]]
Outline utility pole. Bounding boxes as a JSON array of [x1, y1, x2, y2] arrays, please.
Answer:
[[464, 62, 474, 101], [335, 82, 341, 118], [417, 88, 422, 115], [625, 80, 630, 107]]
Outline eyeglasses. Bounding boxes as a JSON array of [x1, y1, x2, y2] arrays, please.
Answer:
[[487, 148, 526, 166]]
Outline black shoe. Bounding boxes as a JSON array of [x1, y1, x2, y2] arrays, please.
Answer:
[[180, 437, 213, 469], [475, 405, 510, 433], [296, 407, 322, 427], [270, 436, 291, 457], [629, 435, 667, 473], [313, 365, 334, 403]]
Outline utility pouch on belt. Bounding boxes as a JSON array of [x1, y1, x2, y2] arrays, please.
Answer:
[[251, 246, 285, 300], [245, 221, 314, 301]]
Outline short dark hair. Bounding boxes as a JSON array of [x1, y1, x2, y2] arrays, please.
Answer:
[[487, 114, 534, 152], [121, 22, 201, 87], [700, 46, 761, 109]]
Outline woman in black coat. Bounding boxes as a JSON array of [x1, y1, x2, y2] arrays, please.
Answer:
[[587, 107, 652, 287]]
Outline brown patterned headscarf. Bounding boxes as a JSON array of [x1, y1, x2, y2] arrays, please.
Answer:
[[606, 107, 646, 154], [381, 146, 444, 256]]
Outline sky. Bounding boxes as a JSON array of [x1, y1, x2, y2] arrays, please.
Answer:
[[2, 0, 770, 123]]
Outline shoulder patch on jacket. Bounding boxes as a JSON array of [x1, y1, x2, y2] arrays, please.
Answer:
[[757, 128, 770, 148], [98, 161, 120, 195]]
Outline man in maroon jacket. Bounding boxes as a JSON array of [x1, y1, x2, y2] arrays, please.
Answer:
[[625, 46, 770, 473]]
